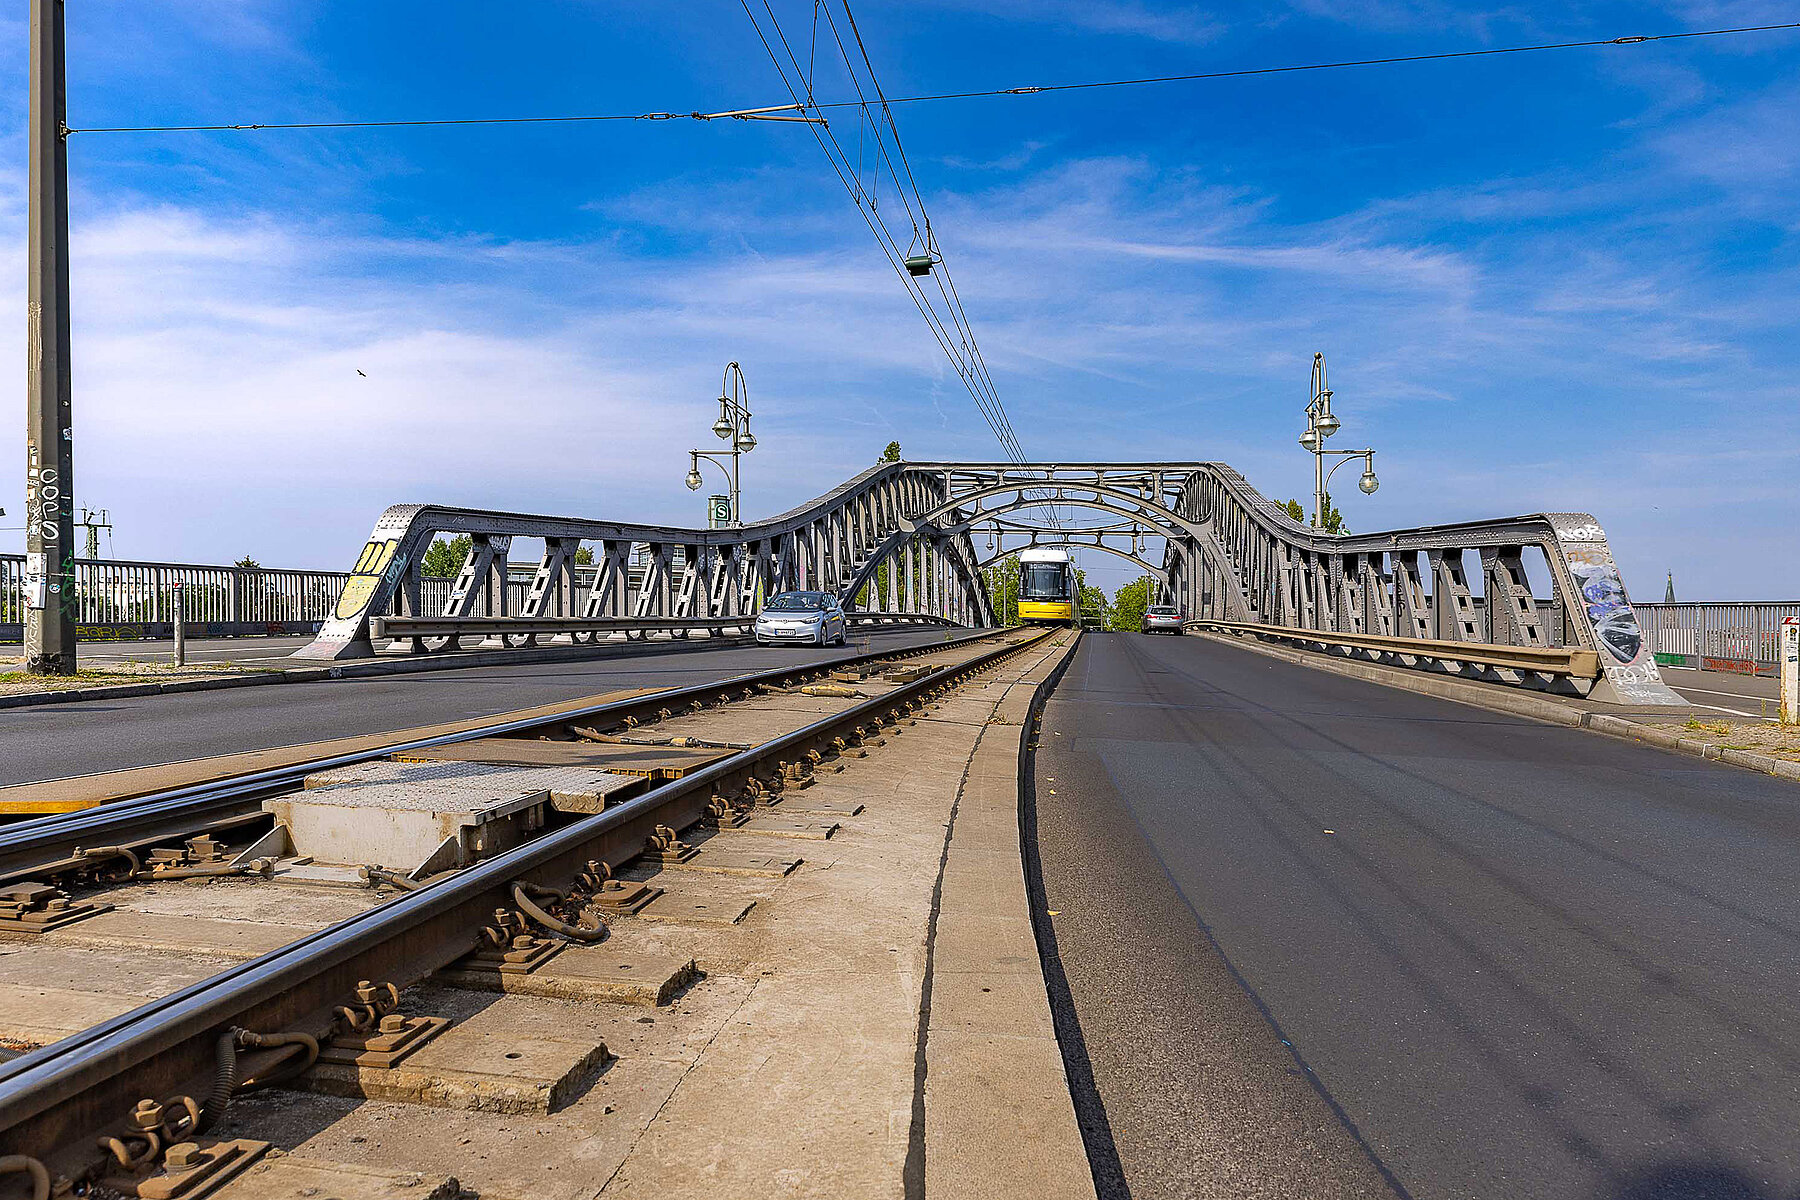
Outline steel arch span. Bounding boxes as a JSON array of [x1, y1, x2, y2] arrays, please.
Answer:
[[297, 460, 1680, 705]]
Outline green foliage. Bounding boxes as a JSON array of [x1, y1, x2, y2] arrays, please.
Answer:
[[1281, 497, 1348, 535], [880, 440, 902, 463], [421, 534, 472, 580], [1109, 574, 1154, 631], [234, 555, 261, 570], [1320, 493, 1348, 535], [574, 545, 594, 565], [1076, 567, 1111, 629], [982, 556, 1021, 627]]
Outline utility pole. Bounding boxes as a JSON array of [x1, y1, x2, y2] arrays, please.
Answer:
[[25, 0, 77, 674], [78, 506, 110, 558]]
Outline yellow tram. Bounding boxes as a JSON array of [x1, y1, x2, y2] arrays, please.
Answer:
[[1015, 547, 1077, 625]]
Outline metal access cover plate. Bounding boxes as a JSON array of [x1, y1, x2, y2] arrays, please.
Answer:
[[396, 738, 735, 780]]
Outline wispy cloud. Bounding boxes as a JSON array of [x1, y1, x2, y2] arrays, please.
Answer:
[[920, 1, 1226, 44]]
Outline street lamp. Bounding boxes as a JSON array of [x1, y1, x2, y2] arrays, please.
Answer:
[[686, 361, 755, 527], [1298, 352, 1379, 532]]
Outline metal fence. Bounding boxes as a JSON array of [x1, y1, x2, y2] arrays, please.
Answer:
[[1633, 602, 1800, 675], [0, 555, 618, 642], [0, 554, 353, 641]]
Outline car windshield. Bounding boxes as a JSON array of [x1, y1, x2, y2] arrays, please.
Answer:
[[764, 592, 832, 612]]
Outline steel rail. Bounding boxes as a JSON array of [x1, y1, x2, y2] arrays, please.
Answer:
[[0, 627, 998, 886], [0, 627, 1057, 1162], [1188, 619, 1601, 679]]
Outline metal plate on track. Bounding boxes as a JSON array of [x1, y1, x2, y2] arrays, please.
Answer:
[[395, 738, 734, 779], [301, 759, 643, 815]]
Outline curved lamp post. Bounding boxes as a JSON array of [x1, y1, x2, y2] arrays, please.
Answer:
[[1299, 352, 1378, 531], [685, 361, 755, 526]]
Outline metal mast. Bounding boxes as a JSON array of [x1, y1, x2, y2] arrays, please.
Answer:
[[25, 0, 77, 673]]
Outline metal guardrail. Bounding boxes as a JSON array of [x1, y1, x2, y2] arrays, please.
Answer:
[[1188, 619, 1602, 686], [0, 627, 1052, 1160], [1633, 602, 1800, 676], [367, 610, 953, 650]]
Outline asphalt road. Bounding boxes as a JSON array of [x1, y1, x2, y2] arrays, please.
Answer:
[[59, 634, 319, 668], [1033, 631, 1800, 1200], [0, 627, 964, 786], [1659, 666, 1780, 719]]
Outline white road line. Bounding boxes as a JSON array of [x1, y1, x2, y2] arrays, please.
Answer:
[[1681, 700, 1776, 721], [1671, 684, 1777, 701]]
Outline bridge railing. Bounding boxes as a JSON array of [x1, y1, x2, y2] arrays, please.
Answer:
[[0, 553, 351, 641], [1632, 601, 1800, 676]]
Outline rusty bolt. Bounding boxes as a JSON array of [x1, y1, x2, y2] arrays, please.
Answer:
[[354, 980, 381, 1004], [131, 1099, 165, 1131], [164, 1142, 204, 1170]]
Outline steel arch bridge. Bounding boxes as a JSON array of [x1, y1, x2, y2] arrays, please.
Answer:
[[298, 460, 1680, 705]]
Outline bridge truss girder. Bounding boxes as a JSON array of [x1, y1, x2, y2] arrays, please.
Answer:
[[297, 459, 1680, 707]]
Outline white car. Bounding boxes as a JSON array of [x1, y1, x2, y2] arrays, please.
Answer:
[[755, 591, 848, 647]]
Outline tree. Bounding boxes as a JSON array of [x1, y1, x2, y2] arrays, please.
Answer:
[[574, 546, 594, 566], [983, 556, 1021, 627], [421, 534, 471, 579], [1073, 567, 1110, 629], [235, 555, 261, 570], [880, 440, 902, 464], [1109, 574, 1154, 632], [1320, 493, 1348, 535], [1281, 496, 1348, 535]]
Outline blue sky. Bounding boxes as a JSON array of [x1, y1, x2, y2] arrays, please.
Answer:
[[1, 2, 1796, 597]]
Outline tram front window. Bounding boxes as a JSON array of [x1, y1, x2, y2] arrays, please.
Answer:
[[1020, 564, 1068, 599]]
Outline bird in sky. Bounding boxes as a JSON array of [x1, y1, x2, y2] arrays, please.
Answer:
[[356, 369, 367, 378]]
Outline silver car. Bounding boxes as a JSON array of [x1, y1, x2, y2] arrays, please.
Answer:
[[1141, 604, 1184, 635], [755, 591, 848, 647]]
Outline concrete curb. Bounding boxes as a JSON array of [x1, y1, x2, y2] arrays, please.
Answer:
[[1188, 629, 1800, 785], [0, 633, 767, 711], [923, 632, 1095, 1200]]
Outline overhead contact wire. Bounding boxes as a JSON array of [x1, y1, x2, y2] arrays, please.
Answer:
[[67, 23, 1800, 136]]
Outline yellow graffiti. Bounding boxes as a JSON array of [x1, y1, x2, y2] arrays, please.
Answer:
[[334, 538, 400, 620]]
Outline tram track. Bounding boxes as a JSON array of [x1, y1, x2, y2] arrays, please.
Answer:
[[0, 625, 1058, 1193], [0, 627, 1004, 888]]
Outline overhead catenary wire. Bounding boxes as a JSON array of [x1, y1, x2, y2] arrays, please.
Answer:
[[742, 0, 1035, 477], [65, 22, 1800, 136]]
